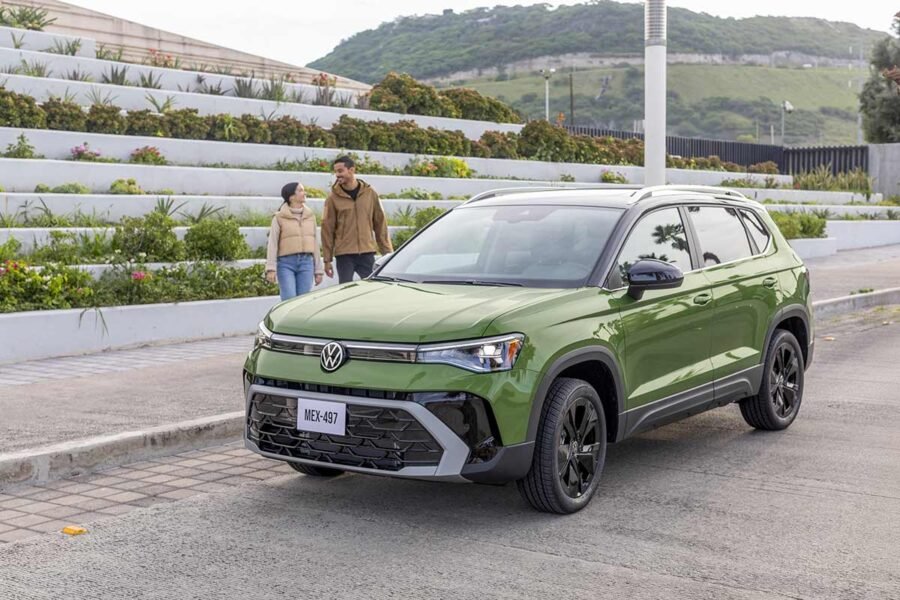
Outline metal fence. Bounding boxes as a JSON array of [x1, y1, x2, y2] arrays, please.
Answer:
[[564, 126, 870, 174]]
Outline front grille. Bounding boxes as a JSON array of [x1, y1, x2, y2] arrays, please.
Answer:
[[247, 393, 443, 471], [252, 376, 410, 401]]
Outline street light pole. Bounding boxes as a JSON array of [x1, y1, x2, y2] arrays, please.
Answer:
[[781, 100, 793, 146], [540, 68, 555, 121], [644, 0, 667, 186]]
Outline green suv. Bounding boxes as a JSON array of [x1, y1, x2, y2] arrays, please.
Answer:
[[244, 185, 813, 514]]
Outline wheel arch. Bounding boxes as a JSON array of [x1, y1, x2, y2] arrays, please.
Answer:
[[766, 304, 812, 369]]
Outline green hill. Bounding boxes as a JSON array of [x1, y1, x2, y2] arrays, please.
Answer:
[[308, 1, 886, 82], [460, 64, 863, 145]]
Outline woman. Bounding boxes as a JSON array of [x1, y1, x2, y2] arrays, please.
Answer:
[[265, 182, 324, 300]]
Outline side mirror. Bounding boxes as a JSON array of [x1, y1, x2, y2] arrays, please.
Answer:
[[626, 259, 684, 300]]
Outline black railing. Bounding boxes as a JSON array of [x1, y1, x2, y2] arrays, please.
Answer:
[[783, 145, 868, 175], [564, 126, 785, 168]]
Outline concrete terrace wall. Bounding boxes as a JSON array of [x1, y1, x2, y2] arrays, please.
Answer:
[[869, 144, 900, 198], [0, 74, 522, 140], [0, 128, 790, 187], [0, 24, 93, 57], [0, 48, 360, 100]]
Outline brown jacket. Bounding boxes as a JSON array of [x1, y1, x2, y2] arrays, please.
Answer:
[[265, 204, 324, 275], [321, 179, 392, 265]]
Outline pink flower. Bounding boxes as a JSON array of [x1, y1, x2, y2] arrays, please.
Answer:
[[131, 271, 148, 281]]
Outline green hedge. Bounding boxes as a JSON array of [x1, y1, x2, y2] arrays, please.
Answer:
[[0, 87, 778, 173], [769, 211, 827, 239]]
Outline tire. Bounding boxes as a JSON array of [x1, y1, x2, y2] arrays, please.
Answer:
[[517, 378, 607, 514], [739, 329, 805, 431], [287, 461, 344, 477]]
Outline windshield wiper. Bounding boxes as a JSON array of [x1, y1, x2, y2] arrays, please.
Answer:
[[424, 279, 524, 287], [369, 275, 419, 283]]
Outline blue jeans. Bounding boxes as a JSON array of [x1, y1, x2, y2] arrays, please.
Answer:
[[276, 253, 314, 300]]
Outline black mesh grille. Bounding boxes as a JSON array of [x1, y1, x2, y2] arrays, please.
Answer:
[[247, 393, 443, 471], [252, 376, 410, 401]]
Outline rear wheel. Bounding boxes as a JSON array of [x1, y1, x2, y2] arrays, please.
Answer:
[[287, 462, 344, 477], [517, 378, 607, 514], [739, 329, 805, 430]]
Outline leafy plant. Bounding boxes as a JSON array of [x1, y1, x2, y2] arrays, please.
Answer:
[[18, 59, 52, 78], [138, 72, 163, 89], [9, 32, 25, 50], [39, 96, 86, 131], [34, 182, 91, 194], [196, 76, 226, 96], [69, 142, 106, 162], [206, 114, 249, 142], [85, 103, 126, 134], [112, 211, 185, 261], [154, 197, 187, 217], [311, 72, 337, 106], [109, 178, 145, 195], [0, 6, 56, 31], [2, 134, 43, 158], [438, 87, 521, 123], [259, 76, 289, 102], [183, 217, 249, 260], [95, 44, 124, 61], [601, 170, 628, 184], [146, 49, 180, 69], [146, 94, 176, 114], [0, 261, 94, 314], [46, 39, 83, 56], [0, 88, 47, 128], [130, 146, 168, 165], [126, 109, 168, 137], [267, 115, 309, 146], [769, 211, 827, 239], [391, 207, 447, 247], [86, 88, 118, 107], [792, 165, 872, 193], [232, 76, 258, 98], [179, 203, 225, 223], [240, 114, 271, 144], [163, 108, 208, 139], [64, 68, 92, 82], [405, 156, 472, 178], [0, 238, 21, 261]]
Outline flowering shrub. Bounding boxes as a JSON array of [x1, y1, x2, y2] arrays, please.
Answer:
[[146, 49, 180, 69], [70, 142, 103, 161], [405, 156, 472, 178], [0, 260, 94, 313], [130, 146, 167, 165]]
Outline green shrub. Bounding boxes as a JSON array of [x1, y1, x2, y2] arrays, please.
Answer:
[[126, 109, 168, 137], [34, 182, 91, 194], [112, 211, 185, 261], [405, 156, 472, 178], [391, 206, 447, 247], [27, 230, 113, 264], [85, 103, 126, 134], [601, 170, 628, 184], [42, 97, 86, 131], [0, 88, 46, 128], [331, 115, 372, 150], [438, 87, 521, 123], [184, 217, 249, 260], [0, 261, 94, 313], [517, 120, 576, 162], [109, 178, 144, 195], [130, 146, 167, 165], [206, 114, 249, 142], [2, 134, 42, 158], [424, 127, 470, 157], [769, 211, 826, 240], [164, 109, 209, 140], [306, 124, 336, 148], [478, 131, 519, 159], [792, 166, 871, 193], [369, 72, 459, 118], [267, 115, 309, 146], [0, 238, 21, 262], [240, 114, 271, 144], [748, 161, 779, 175]]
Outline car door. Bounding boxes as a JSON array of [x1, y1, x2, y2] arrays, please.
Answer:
[[684, 204, 782, 403], [607, 206, 716, 430]]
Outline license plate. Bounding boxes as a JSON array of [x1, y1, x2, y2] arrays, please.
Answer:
[[296, 398, 346, 436]]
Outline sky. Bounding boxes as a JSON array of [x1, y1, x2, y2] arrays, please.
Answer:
[[66, 0, 895, 68]]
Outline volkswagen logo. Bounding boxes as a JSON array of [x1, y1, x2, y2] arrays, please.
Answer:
[[320, 342, 347, 372]]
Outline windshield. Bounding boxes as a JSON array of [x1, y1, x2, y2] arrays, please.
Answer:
[[377, 204, 623, 288]]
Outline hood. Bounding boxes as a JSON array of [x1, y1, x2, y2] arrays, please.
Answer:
[[266, 281, 570, 343]]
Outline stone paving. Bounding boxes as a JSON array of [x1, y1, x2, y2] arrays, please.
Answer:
[[0, 442, 291, 544]]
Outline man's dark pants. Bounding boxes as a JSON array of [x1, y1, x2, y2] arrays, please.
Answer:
[[336, 253, 376, 283]]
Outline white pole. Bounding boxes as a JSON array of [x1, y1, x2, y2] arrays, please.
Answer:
[[544, 77, 550, 121], [781, 107, 785, 146], [644, 0, 667, 186]]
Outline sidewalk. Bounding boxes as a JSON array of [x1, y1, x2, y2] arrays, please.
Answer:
[[807, 244, 900, 300]]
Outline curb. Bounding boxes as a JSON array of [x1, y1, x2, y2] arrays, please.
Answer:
[[812, 287, 900, 320], [0, 412, 243, 487], [1, 289, 899, 489]]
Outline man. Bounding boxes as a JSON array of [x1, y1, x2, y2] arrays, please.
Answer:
[[321, 156, 393, 283]]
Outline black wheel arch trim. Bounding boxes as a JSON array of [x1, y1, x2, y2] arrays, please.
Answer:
[[526, 346, 626, 445], [765, 304, 813, 370]]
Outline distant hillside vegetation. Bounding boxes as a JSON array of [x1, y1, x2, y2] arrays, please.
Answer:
[[308, 1, 885, 82]]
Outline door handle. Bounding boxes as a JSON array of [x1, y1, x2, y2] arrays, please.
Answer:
[[763, 277, 777, 288], [693, 293, 712, 306]]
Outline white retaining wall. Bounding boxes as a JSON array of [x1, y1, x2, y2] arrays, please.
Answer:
[[0, 127, 791, 187], [765, 205, 899, 218], [0, 47, 359, 101], [0, 296, 277, 364], [0, 74, 522, 139], [738, 188, 881, 204], [0, 25, 94, 58], [0, 193, 462, 220], [825, 220, 900, 251], [788, 238, 838, 260], [0, 158, 590, 196]]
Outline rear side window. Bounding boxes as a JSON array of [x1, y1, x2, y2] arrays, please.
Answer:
[[740, 210, 771, 254], [687, 206, 753, 267], [610, 207, 692, 288]]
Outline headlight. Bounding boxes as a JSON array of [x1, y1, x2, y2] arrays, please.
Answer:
[[417, 334, 524, 373], [255, 321, 273, 350]]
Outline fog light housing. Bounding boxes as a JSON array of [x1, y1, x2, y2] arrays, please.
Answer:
[[415, 393, 501, 463]]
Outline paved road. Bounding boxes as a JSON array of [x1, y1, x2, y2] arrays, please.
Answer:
[[807, 244, 900, 300], [0, 310, 898, 599]]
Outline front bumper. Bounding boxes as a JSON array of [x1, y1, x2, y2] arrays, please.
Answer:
[[246, 383, 472, 482]]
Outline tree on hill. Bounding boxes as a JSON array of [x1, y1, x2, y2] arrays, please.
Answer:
[[860, 15, 900, 142]]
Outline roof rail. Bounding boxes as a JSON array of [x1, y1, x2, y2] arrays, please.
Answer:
[[464, 184, 643, 205], [630, 185, 753, 204]]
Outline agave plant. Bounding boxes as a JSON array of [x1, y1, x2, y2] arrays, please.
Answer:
[[9, 32, 25, 50], [179, 202, 224, 223], [146, 93, 176, 114], [233, 76, 258, 98], [138, 72, 163, 89], [96, 44, 125, 61], [101, 65, 131, 86], [46, 39, 83, 56], [154, 197, 187, 217], [19, 59, 52, 78], [260, 77, 288, 102], [87, 88, 118, 106]]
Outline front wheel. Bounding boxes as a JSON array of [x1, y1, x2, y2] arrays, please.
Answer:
[[517, 378, 607, 514], [739, 329, 805, 431], [288, 461, 344, 477]]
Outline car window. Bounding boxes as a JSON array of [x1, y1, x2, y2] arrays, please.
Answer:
[[688, 206, 753, 267], [610, 207, 692, 288], [740, 209, 771, 254]]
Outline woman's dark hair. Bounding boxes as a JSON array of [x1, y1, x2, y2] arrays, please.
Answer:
[[281, 182, 299, 203], [333, 155, 355, 169]]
